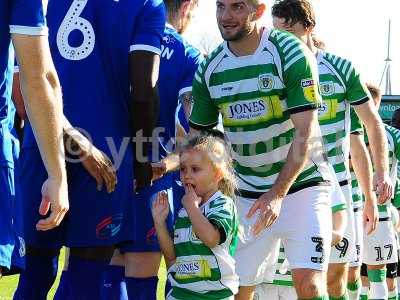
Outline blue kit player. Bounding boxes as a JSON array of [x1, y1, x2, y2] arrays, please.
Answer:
[[0, 0, 68, 278], [13, 0, 166, 299], [102, 1, 203, 299]]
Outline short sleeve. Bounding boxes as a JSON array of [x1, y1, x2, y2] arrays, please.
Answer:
[[281, 41, 322, 114], [10, 0, 47, 35], [206, 197, 236, 245], [344, 62, 370, 106], [189, 62, 219, 130], [178, 47, 203, 97], [130, 0, 166, 55], [350, 107, 364, 134]]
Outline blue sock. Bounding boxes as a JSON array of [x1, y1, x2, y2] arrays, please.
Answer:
[[54, 270, 70, 300], [125, 276, 158, 300], [13, 254, 59, 300], [67, 256, 108, 300], [101, 265, 127, 300], [165, 278, 172, 298]]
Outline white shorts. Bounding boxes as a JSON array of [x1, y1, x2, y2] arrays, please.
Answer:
[[349, 206, 364, 267], [363, 205, 398, 265], [330, 184, 357, 264], [254, 283, 297, 300], [235, 185, 332, 286]]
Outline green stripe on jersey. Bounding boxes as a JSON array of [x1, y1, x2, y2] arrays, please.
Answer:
[[190, 28, 330, 194], [171, 192, 238, 298], [317, 50, 369, 183]]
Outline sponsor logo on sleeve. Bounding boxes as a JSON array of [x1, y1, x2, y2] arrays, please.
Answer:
[[301, 79, 317, 103]]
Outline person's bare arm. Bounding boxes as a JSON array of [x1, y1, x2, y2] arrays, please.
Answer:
[[354, 101, 392, 203], [12, 34, 68, 230], [129, 51, 160, 189], [350, 133, 378, 234]]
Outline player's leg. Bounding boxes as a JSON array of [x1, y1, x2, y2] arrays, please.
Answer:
[[279, 285, 298, 300], [347, 207, 364, 300], [234, 196, 280, 300], [13, 147, 64, 299], [328, 184, 357, 300], [360, 263, 369, 300], [387, 263, 398, 300], [64, 160, 133, 299], [364, 205, 399, 300], [54, 247, 71, 300], [283, 185, 332, 299], [101, 249, 128, 300], [122, 175, 175, 300], [0, 165, 16, 277]]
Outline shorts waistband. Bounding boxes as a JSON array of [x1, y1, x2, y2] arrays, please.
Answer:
[[379, 217, 391, 222], [339, 179, 350, 187], [236, 180, 331, 199]]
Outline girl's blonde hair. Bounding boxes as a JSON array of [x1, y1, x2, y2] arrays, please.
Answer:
[[179, 133, 237, 198]]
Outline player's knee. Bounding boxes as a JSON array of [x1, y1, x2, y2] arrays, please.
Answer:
[[348, 266, 360, 283], [125, 252, 161, 277], [294, 271, 326, 298], [327, 263, 346, 288], [70, 246, 114, 262]]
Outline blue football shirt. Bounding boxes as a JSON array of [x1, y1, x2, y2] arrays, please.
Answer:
[[0, 0, 47, 167], [23, 0, 166, 167], [153, 24, 202, 160]]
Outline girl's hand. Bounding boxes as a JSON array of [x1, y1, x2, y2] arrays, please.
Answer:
[[152, 191, 170, 225], [181, 184, 202, 210]]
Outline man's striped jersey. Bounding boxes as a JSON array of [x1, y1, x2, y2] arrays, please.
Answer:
[[168, 191, 239, 299], [190, 29, 331, 194], [316, 50, 370, 184]]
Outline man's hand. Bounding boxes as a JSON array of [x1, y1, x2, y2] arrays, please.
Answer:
[[181, 184, 202, 210], [36, 178, 69, 231], [363, 197, 379, 235], [64, 128, 117, 193], [373, 172, 393, 204], [134, 161, 153, 191], [247, 190, 283, 236], [79, 148, 117, 193]]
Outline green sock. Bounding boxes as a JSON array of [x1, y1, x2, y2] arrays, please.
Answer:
[[360, 286, 368, 300], [299, 296, 329, 300], [347, 280, 361, 300], [388, 288, 398, 300]]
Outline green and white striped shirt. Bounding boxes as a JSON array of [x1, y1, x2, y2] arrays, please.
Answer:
[[317, 50, 370, 184], [169, 191, 239, 299], [190, 29, 331, 195]]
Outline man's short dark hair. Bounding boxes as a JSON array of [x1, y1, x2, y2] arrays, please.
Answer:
[[164, 0, 198, 14], [271, 0, 316, 29]]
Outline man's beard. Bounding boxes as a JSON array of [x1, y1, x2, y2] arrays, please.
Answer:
[[219, 21, 253, 42]]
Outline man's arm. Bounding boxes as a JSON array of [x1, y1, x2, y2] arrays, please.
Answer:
[[350, 133, 378, 234], [354, 101, 392, 202], [130, 51, 160, 189], [12, 34, 68, 230]]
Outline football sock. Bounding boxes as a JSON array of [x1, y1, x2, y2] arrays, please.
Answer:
[[13, 254, 59, 300], [67, 256, 108, 299], [368, 269, 388, 300], [125, 276, 158, 300], [347, 280, 361, 300], [101, 265, 128, 300]]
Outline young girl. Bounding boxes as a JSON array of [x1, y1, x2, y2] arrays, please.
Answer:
[[152, 135, 239, 300]]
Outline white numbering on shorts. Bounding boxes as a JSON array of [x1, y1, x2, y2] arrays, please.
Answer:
[[374, 244, 393, 261], [56, 0, 95, 60], [335, 237, 349, 258], [311, 237, 325, 264]]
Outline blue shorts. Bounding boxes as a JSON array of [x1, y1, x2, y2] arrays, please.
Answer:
[[0, 166, 16, 270], [20, 147, 134, 248], [120, 171, 184, 253]]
